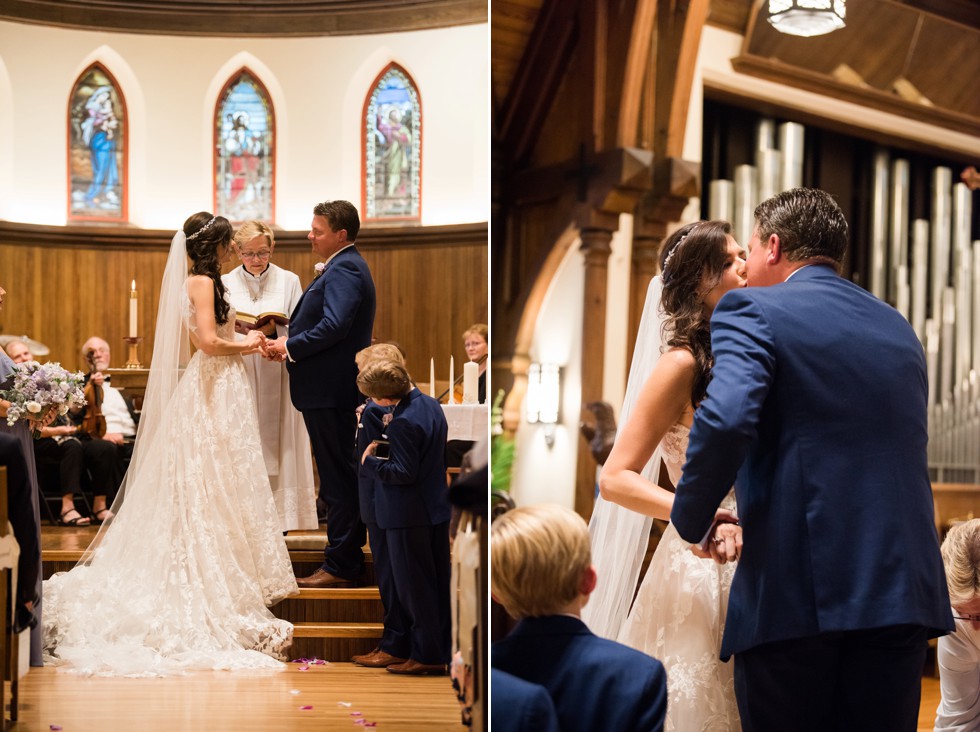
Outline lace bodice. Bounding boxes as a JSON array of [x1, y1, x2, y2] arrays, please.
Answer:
[[182, 287, 237, 341], [662, 423, 736, 513]]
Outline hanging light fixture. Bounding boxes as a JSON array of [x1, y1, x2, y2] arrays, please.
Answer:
[[768, 0, 846, 37]]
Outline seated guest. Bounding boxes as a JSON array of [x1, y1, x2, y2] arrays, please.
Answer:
[[4, 340, 118, 526], [491, 504, 667, 732], [492, 668, 559, 732], [351, 344, 411, 669], [359, 360, 451, 676], [446, 323, 488, 474], [935, 519, 980, 731], [70, 336, 139, 522], [0, 432, 41, 634]]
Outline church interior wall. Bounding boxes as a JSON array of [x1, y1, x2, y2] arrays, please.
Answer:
[[0, 19, 488, 228]]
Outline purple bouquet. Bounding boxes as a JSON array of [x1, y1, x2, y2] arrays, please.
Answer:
[[1, 361, 87, 438]]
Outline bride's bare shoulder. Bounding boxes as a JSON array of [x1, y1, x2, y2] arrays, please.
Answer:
[[661, 346, 696, 371]]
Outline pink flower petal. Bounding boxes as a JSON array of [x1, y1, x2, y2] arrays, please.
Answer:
[[351, 711, 363, 716], [298, 665, 310, 671], [300, 705, 313, 711], [50, 727, 63, 731], [338, 701, 353, 707]]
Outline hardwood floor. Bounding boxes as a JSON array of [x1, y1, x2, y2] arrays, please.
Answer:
[[12, 662, 464, 731], [919, 677, 940, 732]]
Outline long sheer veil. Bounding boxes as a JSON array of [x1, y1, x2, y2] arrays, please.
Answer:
[[581, 275, 668, 640], [79, 230, 190, 564]]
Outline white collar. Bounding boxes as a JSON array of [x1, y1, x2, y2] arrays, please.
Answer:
[[323, 243, 356, 267]]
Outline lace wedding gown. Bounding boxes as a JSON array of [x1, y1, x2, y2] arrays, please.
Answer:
[[618, 424, 740, 731], [42, 293, 298, 676]]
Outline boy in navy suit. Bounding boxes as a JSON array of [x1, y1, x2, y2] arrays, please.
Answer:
[[492, 504, 667, 732], [359, 360, 451, 675]]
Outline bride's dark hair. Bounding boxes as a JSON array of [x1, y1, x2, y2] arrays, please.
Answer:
[[658, 219, 734, 405], [183, 212, 233, 326]]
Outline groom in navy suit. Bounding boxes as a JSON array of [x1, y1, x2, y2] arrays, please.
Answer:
[[671, 188, 953, 731], [267, 200, 376, 587]]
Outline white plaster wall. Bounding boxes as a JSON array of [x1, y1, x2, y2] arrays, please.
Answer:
[[511, 241, 584, 509], [0, 20, 489, 228], [602, 214, 633, 420]]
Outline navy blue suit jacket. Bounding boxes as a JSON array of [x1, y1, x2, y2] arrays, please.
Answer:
[[492, 615, 666, 732], [356, 400, 389, 525], [362, 388, 451, 530], [286, 246, 376, 411], [491, 668, 560, 732], [671, 265, 954, 658]]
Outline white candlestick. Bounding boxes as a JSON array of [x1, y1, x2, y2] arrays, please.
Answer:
[[448, 356, 455, 405], [463, 362, 478, 404], [129, 279, 138, 338], [429, 358, 435, 398]]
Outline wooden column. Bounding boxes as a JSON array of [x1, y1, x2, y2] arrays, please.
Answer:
[[576, 226, 614, 518]]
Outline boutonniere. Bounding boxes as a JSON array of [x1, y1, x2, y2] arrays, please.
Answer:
[[313, 262, 326, 279], [382, 413, 393, 428]]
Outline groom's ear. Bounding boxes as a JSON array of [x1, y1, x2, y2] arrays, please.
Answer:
[[766, 234, 782, 265]]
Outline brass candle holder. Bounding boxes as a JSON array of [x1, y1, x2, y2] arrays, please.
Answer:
[[123, 336, 143, 369]]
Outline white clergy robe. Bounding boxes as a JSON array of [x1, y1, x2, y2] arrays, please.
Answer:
[[223, 263, 317, 531]]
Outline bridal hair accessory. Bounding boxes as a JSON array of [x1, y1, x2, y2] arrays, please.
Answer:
[[661, 236, 689, 282], [187, 217, 217, 241]]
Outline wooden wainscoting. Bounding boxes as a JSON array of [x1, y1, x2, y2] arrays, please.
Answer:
[[0, 221, 487, 380]]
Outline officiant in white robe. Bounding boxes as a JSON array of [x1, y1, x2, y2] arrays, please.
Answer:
[[223, 221, 318, 532]]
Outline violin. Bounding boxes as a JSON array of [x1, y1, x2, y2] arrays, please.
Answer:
[[80, 348, 107, 438]]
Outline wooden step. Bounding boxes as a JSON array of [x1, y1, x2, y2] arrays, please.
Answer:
[[292, 621, 383, 639]]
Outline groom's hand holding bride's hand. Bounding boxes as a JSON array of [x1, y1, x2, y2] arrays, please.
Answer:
[[263, 336, 288, 362], [691, 508, 741, 564]]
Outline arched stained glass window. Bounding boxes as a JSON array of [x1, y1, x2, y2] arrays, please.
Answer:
[[363, 63, 421, 221], [68, 64, 127, 222], [214, 69, 274, 223]]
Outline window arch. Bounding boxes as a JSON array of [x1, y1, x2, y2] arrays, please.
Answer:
[[363, 63, 421, 221], [68, 63, 128, 222], [214, 68, 275, 223]]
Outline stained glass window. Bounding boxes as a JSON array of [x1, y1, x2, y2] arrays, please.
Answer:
[[214, 69, 274, 223], [364, 63, 421, 221], [68, 64, 127, 222]]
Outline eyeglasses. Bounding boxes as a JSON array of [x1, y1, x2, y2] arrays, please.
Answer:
[[953, 614, 980, 623], [239, 250, 271, 260]]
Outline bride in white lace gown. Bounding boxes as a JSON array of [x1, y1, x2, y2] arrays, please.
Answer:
[[43, 213, 298, 676], [583, 221, 745, 731]]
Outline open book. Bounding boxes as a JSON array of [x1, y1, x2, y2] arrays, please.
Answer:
[[234, 311, 288, 337]]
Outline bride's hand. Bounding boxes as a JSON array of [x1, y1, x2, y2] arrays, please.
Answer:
[[242, 330, 266, 354], [708, 523, 742, 564]]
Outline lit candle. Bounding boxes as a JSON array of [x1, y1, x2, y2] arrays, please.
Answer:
[[448, 356, 454, 405], [429, 358, 435, 398], [463, 362, 478, 404], [129, 279, 138, 338]]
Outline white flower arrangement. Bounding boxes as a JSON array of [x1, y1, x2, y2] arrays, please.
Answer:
[[1, 361, 87, 437]]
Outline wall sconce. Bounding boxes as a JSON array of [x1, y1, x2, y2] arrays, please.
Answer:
[[526, 362, 561, 447], [768, 0, 846, 37]]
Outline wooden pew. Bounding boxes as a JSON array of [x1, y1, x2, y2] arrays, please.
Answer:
[[931, 483, 980, 538]]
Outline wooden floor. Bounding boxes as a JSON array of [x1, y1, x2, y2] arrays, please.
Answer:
[[12, 662, 464, 731], [919, 677, 940, 732], [28, 524, 465, 730]]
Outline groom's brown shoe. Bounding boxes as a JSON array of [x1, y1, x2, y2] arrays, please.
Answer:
[[386, 659, 448, 676], [352, 649, 408, 668], [296, 568, 353, 588]]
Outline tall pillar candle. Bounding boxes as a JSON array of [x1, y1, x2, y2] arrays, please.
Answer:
[[429, 358, 435, 398], [463, 361, 478, 404], [129, 280, 138, 338], [448, 356, 454, 405]]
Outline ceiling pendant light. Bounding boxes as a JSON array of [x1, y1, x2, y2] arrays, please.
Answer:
[[768, 0, 846, 37]]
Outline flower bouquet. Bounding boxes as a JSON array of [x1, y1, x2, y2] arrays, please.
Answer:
[[1, 361, 87, 438]]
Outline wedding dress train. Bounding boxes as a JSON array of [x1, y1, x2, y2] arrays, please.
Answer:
[[617, 424, 740, 731], [43, 294, 297, 676]]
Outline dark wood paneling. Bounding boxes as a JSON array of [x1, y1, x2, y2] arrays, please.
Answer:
[[0, 222, 487, 381]]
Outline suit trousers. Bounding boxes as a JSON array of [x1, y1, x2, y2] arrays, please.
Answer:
[[734, 624, 930, 732], [303, 408, 365, 580], [386, 521, 451, 665], [368, 522, 411, 658]]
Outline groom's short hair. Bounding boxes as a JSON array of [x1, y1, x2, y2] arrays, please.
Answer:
[[491, 504, 591, 618], [313, 200, 360, 242], [754, 187, 848, 265]]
